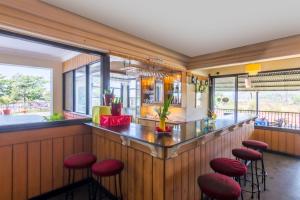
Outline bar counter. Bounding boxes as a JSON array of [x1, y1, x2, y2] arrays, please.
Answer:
[[86, 115, 256, 200], [86, 115, 256, 150]]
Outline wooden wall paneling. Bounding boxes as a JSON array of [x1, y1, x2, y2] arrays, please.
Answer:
[[251, 129, 259, 140], [271, 131, 279, 151], [0, 145, 12, 200], [41, 139, 53, 194], [63, 53, 100, 72], [0, 125, 90, 147], [153, 158, 164, 200], [258, 129, 265, 143], [194, 146, 201, 200], [204, 141, 210, 173], [74, 135, 84, 182], [165, 158, 174, 200], [121, 145, 128, 200], [173, 155, 182, 200], [109, 141, 116, 195], [181, 152, 189, 200], [278, 132, 287, 153], [63, 136, 74, 185], [13, 143, 27, 200], [127, 147, 135, 200], [264, 130, 272, 148], [103, 137, 110, 190], [27, 141, 41, 198], [83, 134, 92, 177], [53, 137, 64, 189], [286, 133, 295, 155], [294, 134, 300, 156], [115, 142, 122, 198], [134, 151, 144, 200], [188, 149, 195, 200]]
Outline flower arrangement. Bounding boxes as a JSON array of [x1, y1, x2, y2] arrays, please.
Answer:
[[155, 96, 173, 132], [44, 113, 64, 121]]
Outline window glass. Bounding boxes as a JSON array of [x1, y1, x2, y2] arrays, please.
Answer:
[[75, 67, 86, 113], [213, 77, 236, 119], [237, 76, 257, 118], [110, 73, 137, 118], [89, 62, 101, 114], [64, 71, 73, 111]]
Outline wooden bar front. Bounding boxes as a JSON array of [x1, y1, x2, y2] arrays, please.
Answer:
[[92, 120, 254, 200]]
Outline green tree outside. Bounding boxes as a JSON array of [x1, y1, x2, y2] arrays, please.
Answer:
[[0, 73, 49, 111]]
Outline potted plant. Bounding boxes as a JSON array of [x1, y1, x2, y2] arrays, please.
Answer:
[[44, 113, 64, 121], [0, 96, 13, 115], [155, 96, 173, 132], [111, 97, 122, 116], [103, 89, 114, 106]]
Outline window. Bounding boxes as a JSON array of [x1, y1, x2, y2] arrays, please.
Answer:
[[0, 64, 51, 125], [75, 67, 87, 113], [213, 77, 236, 119], [110, 73, 138, 118], [64, 71, 73, 111], [89, 62, 101, 114], [211, 69, 300, 128], [63, 59, 103, 115]]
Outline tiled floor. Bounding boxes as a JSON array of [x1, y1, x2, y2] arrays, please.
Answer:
[[49, 152, 300, 200]]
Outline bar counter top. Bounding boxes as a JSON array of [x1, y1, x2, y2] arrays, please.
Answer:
[[85, 114, 256, 148]]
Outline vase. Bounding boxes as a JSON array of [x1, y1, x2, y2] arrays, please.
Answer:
[[111, 103, 122, 116], [159, 118, 166, 131], [103, 94, 114, 106]]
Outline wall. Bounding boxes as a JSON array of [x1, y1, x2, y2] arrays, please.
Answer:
[[252, 127, 300, 156], [185, 84, 209, 121], [140, 75, 209, 122], [0, 124, 92, 200], [0, 53, 63, 113], [204, 56, 300, 76], [63, 53, 100, 72]]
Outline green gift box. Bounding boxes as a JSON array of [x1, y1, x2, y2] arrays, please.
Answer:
[[92, 106, 111, 124]]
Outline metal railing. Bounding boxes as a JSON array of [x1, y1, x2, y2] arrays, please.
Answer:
[[0, 101, 50, 114], [215, 108, 300, 128]]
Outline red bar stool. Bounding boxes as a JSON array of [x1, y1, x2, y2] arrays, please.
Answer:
[[242, 140, 268, 191], [198, 173, 241, 200], [232, 148, 262, 199], [92, 159, 124, 200], [64, 152, 97, 200], [210, 158, 247, 199]]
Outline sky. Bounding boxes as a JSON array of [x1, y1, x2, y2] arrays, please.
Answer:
[[0, 64, 51, 80], [0, 64, 51, 90]]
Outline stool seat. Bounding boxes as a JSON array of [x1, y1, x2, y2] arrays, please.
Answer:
[[242, 140, 268, 150], [232, 148, 262, 161], [198, 173, 241, 200], [210, 158, 247, 177], [92, 159, 124, 177], [64, 152, 97, 169]]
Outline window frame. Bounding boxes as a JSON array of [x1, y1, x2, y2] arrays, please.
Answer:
[[63, 56, 109, 116]]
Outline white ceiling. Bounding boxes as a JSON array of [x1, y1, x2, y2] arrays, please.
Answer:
[[42, 0, 300, 57], [0, 35, 80, 62]]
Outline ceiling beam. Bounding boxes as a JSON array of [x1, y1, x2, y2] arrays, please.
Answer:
[[188, 34, 300, 70]]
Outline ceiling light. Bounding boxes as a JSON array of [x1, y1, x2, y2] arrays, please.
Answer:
[[245, 63, 261, 75]]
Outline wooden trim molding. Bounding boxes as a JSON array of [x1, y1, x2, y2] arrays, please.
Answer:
[[0, 1, 188, 70], [63, 53, 100, 72], [188, 34, 300, 69]]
